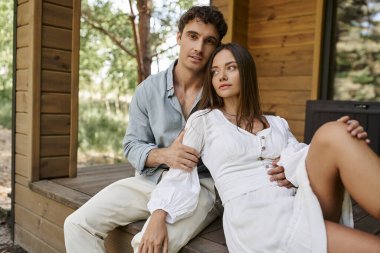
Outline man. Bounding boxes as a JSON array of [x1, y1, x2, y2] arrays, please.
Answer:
[[64, 6, 228, 253], [64, 5, 368, 253]]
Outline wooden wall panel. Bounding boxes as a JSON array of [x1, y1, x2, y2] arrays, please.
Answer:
[[16, 47, 30, 69], [15, 205, 65, 252], [15, 174, 29, 187], [15, 184, 73, 227], [40, 136, 70, 156], [250, 1, 316, 21], [42, 25, 72, 50], [42, 48, 71, 72], [15, 133, 28, 156], [15, 225, 60, 253], [247, 0, 319, 141], [41, 114, 71, 135], [41, 70, 71, 93], [15, 154, 29, 178], [17, 1, 31, 26], [17, 25, 30, 47], [250, 32, 315, 49], [16, 69, 29, 90], [16, 92, 28, 112], [41, 93, 71, 113], [250, 14, 315, 37], [40, 157, 70, 178], [16, 113, 28, 134], [45, 0, 73, 8], [42, 2, 73, 29]]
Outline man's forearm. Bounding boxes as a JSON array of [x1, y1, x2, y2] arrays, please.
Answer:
[[146, 148, 168, 168]]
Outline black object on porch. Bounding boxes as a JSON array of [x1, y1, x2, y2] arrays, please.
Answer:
[[304, 100, 380, 155]]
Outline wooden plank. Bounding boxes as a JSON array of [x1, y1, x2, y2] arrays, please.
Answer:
[[311, 0, 324, 99], [41, 93, 71, 113], [16, 47, 30, 69], [45, 0, 73, 8], [249, 32, 315, 48], [42, 2, 73, 29], [16, 91, 28, 112], [249, 14, 315, 36], [41, 70, 71, 93], [15, 154, 29, 177], [15, 175, 29, 187], [42, 25, 72, 50], [41, 114, 70, 135], [105, 228, 134, 253], [42, 48, 72, 71], [181, 236, 228, 253], [40, 136, 70, 156], [15, 184, 74, 227], [15, 133, 28, 156], [15, 204, 65, 252], [70, 0, 81, 178], [18, 0, 28, 4], [250, 0, 316, 21], [256, 60, 313, 76], [17, 24, 30, 47], [30, 180, 91, 209], [262, 104, 306, 120], [287, 119, 305, 136], [16, 69, 29, 91], [17, 1, 31, 26], [258, 76, 312, 91], [250, 44, 314, 63], [15, 225, 60, 253], [16, 112, 28, 134], [40, 157, 70, 178], [261, 90, 310, 106]]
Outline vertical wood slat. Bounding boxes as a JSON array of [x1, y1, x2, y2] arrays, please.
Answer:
[[30, 0, 42, 181], [70, 0, 81, 177]]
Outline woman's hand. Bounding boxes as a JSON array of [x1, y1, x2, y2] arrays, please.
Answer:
[[337, 116, 370, 143], [139, 210, 169, 253]]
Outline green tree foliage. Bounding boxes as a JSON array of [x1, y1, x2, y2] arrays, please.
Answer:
[[0, 1, 13, 128], [334, 0, 380, 101], [78, 0, 203, 164]]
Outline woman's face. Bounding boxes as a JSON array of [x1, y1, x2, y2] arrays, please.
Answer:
[[211, 49, 241, 101]]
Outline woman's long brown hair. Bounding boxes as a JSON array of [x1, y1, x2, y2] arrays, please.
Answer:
[[198, 43, 264, 133]]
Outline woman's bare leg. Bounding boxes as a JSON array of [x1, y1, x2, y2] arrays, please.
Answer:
[[306, 121, 380, 221], [325, 221, 380, 252]]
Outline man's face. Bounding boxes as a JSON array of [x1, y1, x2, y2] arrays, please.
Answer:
[[177, 19, 219, 73]]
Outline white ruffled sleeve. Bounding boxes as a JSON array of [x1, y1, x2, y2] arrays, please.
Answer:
[[147, 111, 206, 224], [276, 118, 308, 187]]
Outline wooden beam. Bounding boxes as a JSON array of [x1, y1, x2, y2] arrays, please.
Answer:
[[311, 0, 325, 99]]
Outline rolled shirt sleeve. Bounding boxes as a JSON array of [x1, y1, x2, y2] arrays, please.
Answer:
[[147, 111, 206, 223], [123, 84, 157, 175], [277, 118, 308, 187]]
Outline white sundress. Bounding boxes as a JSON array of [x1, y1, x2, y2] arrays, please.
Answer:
[[148, 109, 353, 253]]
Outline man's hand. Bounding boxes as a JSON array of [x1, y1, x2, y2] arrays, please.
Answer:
[[163, 131, 200, 171], [267, 158, 294, 188], [139, 210, 169, 253], [337, 116, 370, 143]]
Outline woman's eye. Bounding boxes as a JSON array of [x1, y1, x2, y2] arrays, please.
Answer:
[[211, 70, 219, 76], [227, 65, 237, 71]]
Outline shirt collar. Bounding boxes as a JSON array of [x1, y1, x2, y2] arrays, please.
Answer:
[[166, 60, 177, 97]]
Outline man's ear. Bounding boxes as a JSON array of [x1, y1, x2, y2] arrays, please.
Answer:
[[176, 32, 181, 45]]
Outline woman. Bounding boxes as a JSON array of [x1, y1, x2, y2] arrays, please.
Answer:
[[141, 43, 380, 252]]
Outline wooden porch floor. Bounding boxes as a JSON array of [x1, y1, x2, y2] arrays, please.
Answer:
[[30, 163, 379, 252]]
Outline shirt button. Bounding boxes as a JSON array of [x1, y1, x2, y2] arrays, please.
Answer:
[[261, 136, 265, 139], [262, 146, 266, 150], [265, 164, 270, 168], [258, 157, 263, 160]]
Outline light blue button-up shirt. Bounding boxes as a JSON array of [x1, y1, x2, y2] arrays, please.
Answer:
[[123, 60, 208, 182]]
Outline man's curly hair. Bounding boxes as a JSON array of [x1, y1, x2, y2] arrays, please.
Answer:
[[178, 6, 228, 43]]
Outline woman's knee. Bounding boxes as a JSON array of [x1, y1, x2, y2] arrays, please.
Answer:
[[311, 121, 350, 147]]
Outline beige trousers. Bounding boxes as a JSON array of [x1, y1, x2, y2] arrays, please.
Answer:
[[64, 174, 219, 253]]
